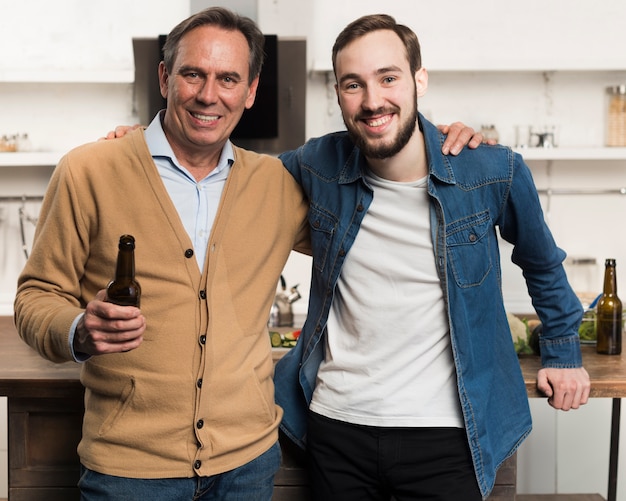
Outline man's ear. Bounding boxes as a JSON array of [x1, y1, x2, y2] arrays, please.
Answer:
[[244, 75, 261, 110], [415, 67, 428, 98], [158, 61, 169, 99]]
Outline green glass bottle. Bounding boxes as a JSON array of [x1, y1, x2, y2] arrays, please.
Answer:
[[596, 258, 622, 355], [106, 235, 141, 307]]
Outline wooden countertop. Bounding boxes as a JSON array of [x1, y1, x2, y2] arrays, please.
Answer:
[[0, 316, 83, 398], [0, 317, 297, 396], [520, 346, 626, 398], [2, 316, 625, 399]]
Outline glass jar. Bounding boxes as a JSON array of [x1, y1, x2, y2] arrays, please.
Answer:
[[480, 124, 499, 143], [606, 85, 626, 146], [578, 308, 596, 344]]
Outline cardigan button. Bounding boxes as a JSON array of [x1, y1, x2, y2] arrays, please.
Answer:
[[199, 290, 207, 300], [194, 460, 202, 470], [197, 378, 203, 388], [185, 249, 194, 258], [196, 419, 204, 429], [199, 335, 206, 344]]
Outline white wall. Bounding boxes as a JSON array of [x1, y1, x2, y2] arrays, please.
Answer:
[[1, 0, 625, 499], [303, 0, 626, 72]]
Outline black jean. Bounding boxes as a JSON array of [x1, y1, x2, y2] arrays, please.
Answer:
[[306, 410, 482, 501]]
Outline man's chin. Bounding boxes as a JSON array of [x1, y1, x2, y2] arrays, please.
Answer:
[[354, 138, 399, 160]]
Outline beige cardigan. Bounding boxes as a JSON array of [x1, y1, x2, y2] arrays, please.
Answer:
[[14, 128, 310, 478]]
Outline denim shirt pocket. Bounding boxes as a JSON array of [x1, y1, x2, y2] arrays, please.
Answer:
[[446, 210, 493, 288], [308, 205, 337, 273]]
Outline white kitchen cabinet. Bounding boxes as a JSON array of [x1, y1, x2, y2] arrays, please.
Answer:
[[0, 1, 188, 82]]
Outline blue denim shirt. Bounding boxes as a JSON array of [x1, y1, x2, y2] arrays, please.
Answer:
[[274, 114, 583, 498]]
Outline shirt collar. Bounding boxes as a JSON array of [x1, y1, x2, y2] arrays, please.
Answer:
[[144, 111, 234, 177]]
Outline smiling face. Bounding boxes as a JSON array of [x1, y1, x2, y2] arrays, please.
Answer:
[[334, 29, 427, 161], [159, 25, 259, 167]]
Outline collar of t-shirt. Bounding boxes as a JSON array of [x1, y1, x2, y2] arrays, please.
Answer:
[[144, 112, 233, 269]]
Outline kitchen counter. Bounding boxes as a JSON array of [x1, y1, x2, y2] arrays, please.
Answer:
[[2, 316, 623, 500], [0, 317, 84, 501], [0, 317, 514, 500], [519, 348, 626, 399], [520, 348, 626, 501], [0, 318, 309, 501]]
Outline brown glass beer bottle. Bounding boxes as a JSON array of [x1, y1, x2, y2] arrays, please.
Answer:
[[596, 258, 622, 355], [106, 235, 141, 307]]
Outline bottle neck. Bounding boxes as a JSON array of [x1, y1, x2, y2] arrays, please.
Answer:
[[115, 249, 135, 279], [603, 264, 618, 296]]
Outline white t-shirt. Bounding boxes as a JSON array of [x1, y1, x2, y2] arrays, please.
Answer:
[[309, 172, 464, 428]]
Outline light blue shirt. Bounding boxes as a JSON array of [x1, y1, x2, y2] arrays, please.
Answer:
[[144, 112, 233, 269]]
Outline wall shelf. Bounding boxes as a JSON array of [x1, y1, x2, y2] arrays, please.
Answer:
[[0, 69, 134, 84], [2, 149, 625, 169], [514, 147, 626, 161], [0, 152, 62, 167]]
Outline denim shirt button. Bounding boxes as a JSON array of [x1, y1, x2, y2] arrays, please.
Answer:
[[469, 233, 477, 242]]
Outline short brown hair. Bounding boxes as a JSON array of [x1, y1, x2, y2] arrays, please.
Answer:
[[162, 6, 265, 85], [332, 14, 422, 76]]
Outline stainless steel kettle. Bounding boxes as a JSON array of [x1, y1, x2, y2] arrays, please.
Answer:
[[268, 275, 301, 327]]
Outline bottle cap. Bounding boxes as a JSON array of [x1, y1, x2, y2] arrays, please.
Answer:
[[119, 234, 136, 250]]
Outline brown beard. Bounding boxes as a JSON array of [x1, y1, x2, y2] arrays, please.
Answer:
[[344, 92, 418, 160]]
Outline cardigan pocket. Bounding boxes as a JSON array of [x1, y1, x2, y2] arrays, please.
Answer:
[[97, 377, 135, 436], [81, 362, 136, 437]]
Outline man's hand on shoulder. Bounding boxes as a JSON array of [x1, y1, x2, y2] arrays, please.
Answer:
[[98, 124, 144, 141], [438, 122, 497, 156]]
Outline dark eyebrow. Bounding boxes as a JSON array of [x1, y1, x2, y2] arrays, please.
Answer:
[[338, 72, 360, 86], [177, 65, 203, 75], [338, 65, 403, 85], [217, 71, 244, 82], [177, 65, 243, 82], [376, 65, 403, 75]]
